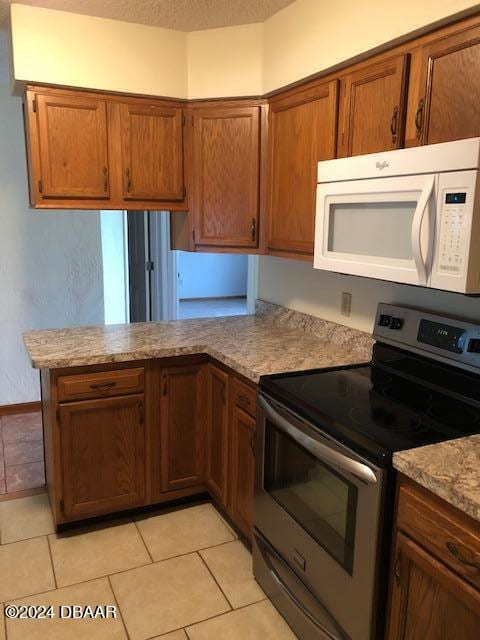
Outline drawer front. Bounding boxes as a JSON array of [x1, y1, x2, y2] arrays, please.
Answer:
[[232, 377, 257, 417], [58, 368, 144, 402], [397, 483, 480, 590]]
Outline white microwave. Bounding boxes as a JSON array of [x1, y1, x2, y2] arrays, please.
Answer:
[[314, 138, 480, 293]]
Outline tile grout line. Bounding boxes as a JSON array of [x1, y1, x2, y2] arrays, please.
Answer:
[[46, 534, 58, 590], [107, 574, 132, 640], [196, 551, 233, 612], [133, 520, 154, 563]]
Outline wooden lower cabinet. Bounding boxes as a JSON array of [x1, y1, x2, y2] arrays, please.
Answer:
[[159, 362, 207, 492], [229, 404, 256, 540], [58, 394, 147, 521], [206, 364, 230, 506], [387, 477, 480, 640]]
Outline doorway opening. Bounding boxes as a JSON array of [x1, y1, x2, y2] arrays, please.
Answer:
[[125, 211, 258, 322]]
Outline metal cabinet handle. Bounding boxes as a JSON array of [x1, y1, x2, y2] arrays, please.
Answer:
[[446, 542, 480, 570], [238, 394, 251, 406], [390, 105, 399, 144], [89, 381, 116, 390], [415, 99, 425, 139], [103, 166, 109, 192], [251, 218, 256, 243], [394, 550, 402, 586], [126, 168, 132, 193]]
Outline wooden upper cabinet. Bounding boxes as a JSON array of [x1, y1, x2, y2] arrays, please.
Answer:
[[267, 79, 338, 259], [339, 55, 409, 156], [413, 24, 480, 145], [58, 394, 146, 520], [160, 363, 206, 492], [33, 93, 110, 199], [387, 532, 480, 640], [119, 102, 185, 202], [191, 105, 261, 248]]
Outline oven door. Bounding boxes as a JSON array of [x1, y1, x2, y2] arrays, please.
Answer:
[[314, 174, 436, 286], [254, 393, 385, 640]]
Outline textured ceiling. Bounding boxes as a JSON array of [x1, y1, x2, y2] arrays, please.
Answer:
[[0, 0, 295, 30]]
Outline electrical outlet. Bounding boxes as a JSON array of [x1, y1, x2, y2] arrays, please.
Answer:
[[341, 292, 352, 317]]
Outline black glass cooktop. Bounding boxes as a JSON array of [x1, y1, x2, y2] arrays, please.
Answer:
[[259, 343, 480, 466]]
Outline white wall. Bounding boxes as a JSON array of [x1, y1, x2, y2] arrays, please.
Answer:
[[100, 211, 128, 325], [177, 252, 248, 299], [10, 4, 188, 97], [0, 30, 104, 404]]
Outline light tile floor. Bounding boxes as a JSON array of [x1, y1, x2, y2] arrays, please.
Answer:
[[178, 297, 248, 320], [0, 497, 297, 639], [0, 412, 45, 495]]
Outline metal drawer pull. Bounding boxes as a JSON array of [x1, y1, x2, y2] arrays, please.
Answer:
[[259, 395, 377, 485], [415, 98, 425, 139], [446, 542, 480, 570], [89, 381, 116, 390], [390, 105, 399, 144], [239, 394, 251, 406]]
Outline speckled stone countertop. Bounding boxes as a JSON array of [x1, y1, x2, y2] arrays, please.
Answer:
[[393, 436, 480, 522], [23, 301, 374, 383]]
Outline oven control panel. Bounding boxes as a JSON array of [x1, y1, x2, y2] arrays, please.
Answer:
[[437, 192, 468, 275], [373, 303, 480, 372]]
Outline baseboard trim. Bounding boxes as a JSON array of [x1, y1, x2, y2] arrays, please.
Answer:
[[0, 401, 41, 416], [0, 486, 46, 503]]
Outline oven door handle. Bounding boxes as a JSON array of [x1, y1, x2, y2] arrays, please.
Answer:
[[259, 395, 378, 485]]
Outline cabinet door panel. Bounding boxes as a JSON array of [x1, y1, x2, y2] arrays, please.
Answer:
[[416, 25, 480, 145], [120, 103, 184, 201], [206, 365, 229, 506], [230, 405, 255, 539], [267, 80, 338, 258], [388, 533, 480, 640], [192, 107, 260, 247], [59, 395, 146, 520], [36, 93, 109, 199], [340, 55, 409, 156], [160, 364, 206, 492]]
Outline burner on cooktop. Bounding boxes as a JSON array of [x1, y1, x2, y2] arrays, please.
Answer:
[[427, 403, 480, 427], [382, 384, 432, 409], [349, 403, 422, 433]]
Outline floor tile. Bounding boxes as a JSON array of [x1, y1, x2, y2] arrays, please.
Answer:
[[152, 631, 187, 640], [186, 600, 297, 640], [0, 493, 54, 544], [5, 577, 127, 640], [110, 552, 230, 640], [178, 297, 248, 320], [3, 437, 44, 467], [49, 522, 151, 587], [1, 413, 43, 443], [0, 536, 55, 602], [5, 461, 45, 492], [136, 504, 235, 561], [200, 540, 265, 608]]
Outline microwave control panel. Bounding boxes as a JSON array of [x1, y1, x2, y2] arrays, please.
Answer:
[[437, 192, 468, 275]]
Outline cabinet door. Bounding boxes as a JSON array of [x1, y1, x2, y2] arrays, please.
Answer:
[[340, 55, 409, 156], [160, 364, 206, 492], [267, 80, 338, 259], [387, 532, 480, 640], [206, 365, 229, 506], [192, 106, 260, 248], [120, 102, 184, 201], [414, 24, 480, 145], [229, 405, 255, 539], [35, 93, 109, 199], [59, 395, 146, 520]]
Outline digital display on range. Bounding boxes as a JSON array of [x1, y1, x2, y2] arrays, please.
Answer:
[[417, 319, 466, 354]]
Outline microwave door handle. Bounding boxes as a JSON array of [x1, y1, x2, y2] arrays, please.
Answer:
[[411, 175, 435, 286], [259, 395, 377, 485]]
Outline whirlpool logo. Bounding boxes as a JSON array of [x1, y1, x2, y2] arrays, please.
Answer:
[[376, 160, 389, 171]]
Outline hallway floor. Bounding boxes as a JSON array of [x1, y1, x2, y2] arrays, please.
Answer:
[[0, 412, 45, 497], [178, 297, 248, 319], [0, 498, 297, 639]]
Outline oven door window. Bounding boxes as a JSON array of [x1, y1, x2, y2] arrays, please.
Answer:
[[264, 420, 358, 574]]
